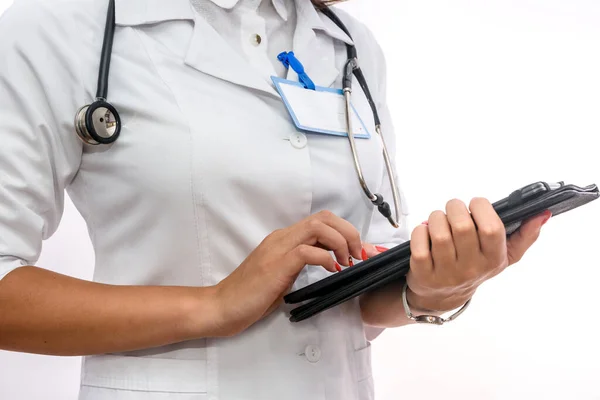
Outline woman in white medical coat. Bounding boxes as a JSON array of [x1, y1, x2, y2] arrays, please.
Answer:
[[0, 0, 550, 399]]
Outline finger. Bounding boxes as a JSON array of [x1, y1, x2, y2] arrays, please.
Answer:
[[506, 210, 551, 265], [362, 242, 380, 259], [410, 223, 433, 277], [469, 197, 506, 260], [428, 210, 456, 269], [312, 243, 350, 266], [313, 210, 363, 260], [317, 211, 362, 260], [312, 243, 355, 267], [286, 211, 361, 262], [446, 199, 480, 260], [299, 220, 352, 266], [287, 244, 341, 273]]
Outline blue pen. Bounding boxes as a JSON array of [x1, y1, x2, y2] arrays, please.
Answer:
[[277, 51, 316, 90]]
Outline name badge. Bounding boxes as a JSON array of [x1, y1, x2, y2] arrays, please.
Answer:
[[272, 76, 371, 139]]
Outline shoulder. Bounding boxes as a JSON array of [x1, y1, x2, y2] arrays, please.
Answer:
[[0, 0, 107, 141], [0, 0, 109, 99], [1, 0, 105, 21], [328, 7, 386, 63], [0, 0, 106, 49], [328, 7, 388, 101]]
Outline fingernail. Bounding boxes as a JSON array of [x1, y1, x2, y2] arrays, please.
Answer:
[[335, 262, 342, 272], [348, 257, 354, 267], [361, 248, 368, 261], [375, 246, 389, 253], [422, 221, 429, 226]]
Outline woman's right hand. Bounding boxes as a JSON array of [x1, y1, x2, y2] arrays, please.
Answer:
[[0, 211, 362, 355], [210, 210, 364, 337]]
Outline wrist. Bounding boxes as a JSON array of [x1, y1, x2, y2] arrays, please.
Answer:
[[182, 285, 225, 339], [406, 287, 474, 313]]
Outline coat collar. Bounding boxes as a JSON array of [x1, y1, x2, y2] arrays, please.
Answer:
[[208, 0, 290, 21], [115, 0, 195, 26], [115, 0, 353, 45], [115, 0, 354, 96], [294, 0, 354, 46]]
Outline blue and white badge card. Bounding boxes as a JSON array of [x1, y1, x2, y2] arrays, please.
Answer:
[[271, 76, 371, 139]]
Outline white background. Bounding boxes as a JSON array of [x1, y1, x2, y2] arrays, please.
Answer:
[[1, 0, 599, 399]]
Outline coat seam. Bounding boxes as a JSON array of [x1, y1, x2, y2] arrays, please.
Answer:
[[132, 26, 216, 398]]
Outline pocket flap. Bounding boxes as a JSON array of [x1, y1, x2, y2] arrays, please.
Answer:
[[82, 355, 207, 393]]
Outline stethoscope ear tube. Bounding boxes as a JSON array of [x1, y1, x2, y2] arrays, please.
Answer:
[[322, 6, 399, 226], [73, 0, 403, 227], [376, 125, 403, 227], [352, 67, 381, 127], [342, 58, 358, 91], [372, 193, 398, 229], [342, 89, 401, 228]]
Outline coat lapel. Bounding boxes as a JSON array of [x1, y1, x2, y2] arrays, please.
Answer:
[[288, 1, 354, 89], [184, 13, 280, 97], [116, 0, 277, 96]]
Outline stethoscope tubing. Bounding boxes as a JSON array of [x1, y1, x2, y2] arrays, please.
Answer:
[[77, 0, 404, 228]]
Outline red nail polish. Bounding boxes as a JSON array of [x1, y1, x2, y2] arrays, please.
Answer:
[[422, 221, 429, 226], [348, 257, 354, 267], [375, 246, 389, 253], [335, 262, 342, 272], [361, 248, 368, 261]]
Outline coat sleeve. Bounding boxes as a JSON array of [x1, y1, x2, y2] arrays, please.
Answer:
[[0, 1, 84, 281]]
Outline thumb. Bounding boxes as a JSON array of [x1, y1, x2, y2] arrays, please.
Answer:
[[506, 210, 552, 265]]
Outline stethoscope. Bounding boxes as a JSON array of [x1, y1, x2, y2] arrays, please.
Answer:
[[74, 0, 402, 228]]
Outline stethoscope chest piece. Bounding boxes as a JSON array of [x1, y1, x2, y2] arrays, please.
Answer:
[[77, 0, 402, 227], [75, 100, 121, 145], [75, 0, 120, 146]]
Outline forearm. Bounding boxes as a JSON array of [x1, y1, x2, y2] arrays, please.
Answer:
[[359, 281, 470, 328], [359, 281, 417, 328], [0, 266, 220, 356]]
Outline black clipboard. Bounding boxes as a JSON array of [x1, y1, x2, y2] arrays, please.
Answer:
[[284, 181, 599, 322]]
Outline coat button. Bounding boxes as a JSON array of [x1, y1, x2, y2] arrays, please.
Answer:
[[290, 133, 307, 149], [250, 33, 262, 46], [305, 345, 321, 363]]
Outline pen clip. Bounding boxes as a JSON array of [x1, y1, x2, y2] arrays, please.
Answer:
[[277, 51, 316, 90]]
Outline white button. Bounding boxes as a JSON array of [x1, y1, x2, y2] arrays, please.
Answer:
[[250, 33, 262, 46], [290, 133, 307, 149], [305, 345, 321, 363]]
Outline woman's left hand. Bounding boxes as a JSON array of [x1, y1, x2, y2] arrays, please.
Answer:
[[364, 198, 551, 313]]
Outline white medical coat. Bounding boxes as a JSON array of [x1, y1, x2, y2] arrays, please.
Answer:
[[0, 0, 410, 398]]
